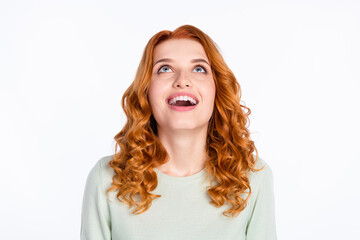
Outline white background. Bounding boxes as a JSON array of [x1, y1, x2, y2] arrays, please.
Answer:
[[0, 0, 359, 239]]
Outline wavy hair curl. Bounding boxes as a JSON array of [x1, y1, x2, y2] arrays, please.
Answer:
[[106, 24, 263, 218]]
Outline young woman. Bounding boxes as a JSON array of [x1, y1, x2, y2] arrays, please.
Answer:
[[81, 24, 277, 240]]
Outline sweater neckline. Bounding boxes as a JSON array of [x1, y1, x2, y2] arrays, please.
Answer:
[[154, 167, 206, 182]]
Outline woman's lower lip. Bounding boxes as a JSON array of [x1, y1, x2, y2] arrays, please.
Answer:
[[167, 103, 198, 111]]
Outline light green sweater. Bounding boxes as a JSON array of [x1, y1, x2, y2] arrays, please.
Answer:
[[80, 154, 277, 240]]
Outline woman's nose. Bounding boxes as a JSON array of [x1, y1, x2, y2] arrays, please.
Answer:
[[173, 71, 192, 88]]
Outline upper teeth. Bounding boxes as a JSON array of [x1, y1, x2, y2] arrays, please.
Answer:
[[169, 96, 197, 105]]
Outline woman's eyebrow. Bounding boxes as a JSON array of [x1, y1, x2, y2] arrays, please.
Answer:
[[153, 58, 210, 67]]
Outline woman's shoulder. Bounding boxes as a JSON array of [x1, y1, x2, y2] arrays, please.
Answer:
[[90, 154, 115, 188], [97, 154, 114, 170], [248, 154, 275, 190], [253, 154, 271, 171]]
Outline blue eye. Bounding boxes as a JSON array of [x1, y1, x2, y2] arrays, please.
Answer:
[[158, 65, 172, 73], [193, 64, 207, 73], [157, 64, 207, 73]]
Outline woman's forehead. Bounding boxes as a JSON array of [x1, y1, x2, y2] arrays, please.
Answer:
[[153, 39, 208, 62]]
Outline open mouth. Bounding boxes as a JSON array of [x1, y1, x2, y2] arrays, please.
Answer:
[[166, 99, 198, 111], [168, 100, 197, 106]]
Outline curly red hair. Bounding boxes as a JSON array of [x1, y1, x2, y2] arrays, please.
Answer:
[[106, 24, 263, 218]]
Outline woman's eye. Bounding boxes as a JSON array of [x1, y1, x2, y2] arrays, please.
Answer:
[[158, 65, 172, 73], [157, 64, 207, 73], [193, 65, 206, 73]]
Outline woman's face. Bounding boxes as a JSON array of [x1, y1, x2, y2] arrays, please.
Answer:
[[148, 38, 216, 132]]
